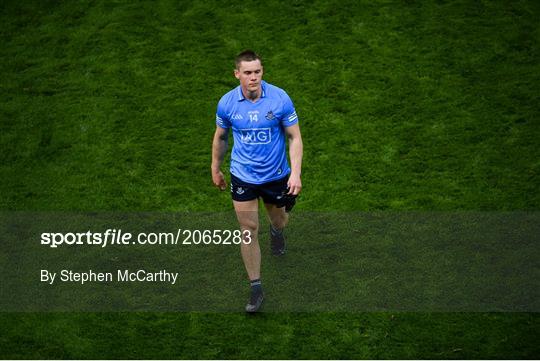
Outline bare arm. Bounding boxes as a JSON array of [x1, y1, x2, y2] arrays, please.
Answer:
[[284, 123, 303, 195], [211, 126, 229, 190]]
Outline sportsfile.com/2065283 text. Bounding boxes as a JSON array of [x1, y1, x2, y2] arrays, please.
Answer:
[[40, 229, 253, 248]]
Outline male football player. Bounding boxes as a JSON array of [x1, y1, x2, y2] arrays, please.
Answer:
[[211, 50, 303, 312]]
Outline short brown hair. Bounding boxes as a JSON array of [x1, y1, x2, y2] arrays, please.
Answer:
[[235, 50, 262, 69]]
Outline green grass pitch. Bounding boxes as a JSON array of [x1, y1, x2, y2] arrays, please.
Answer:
[[1, 0, 539, 358]]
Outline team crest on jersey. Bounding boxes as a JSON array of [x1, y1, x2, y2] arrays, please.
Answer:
[[265, 111, 275, 120]]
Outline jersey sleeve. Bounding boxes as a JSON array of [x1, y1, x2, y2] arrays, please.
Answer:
[[280, 92, 299, 127], [215, 98, 231, 129]]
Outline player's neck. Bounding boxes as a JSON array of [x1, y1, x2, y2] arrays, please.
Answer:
[[243, 88, 262, 102]]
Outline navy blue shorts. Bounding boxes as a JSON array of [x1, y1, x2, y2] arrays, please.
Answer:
[[231, 174, 289, 204]]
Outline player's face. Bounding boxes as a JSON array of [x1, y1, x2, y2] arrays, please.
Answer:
[[235, 60, 263, 95]]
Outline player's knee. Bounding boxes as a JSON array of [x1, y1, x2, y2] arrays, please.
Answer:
[[271, 212, 288, 229], [241, 225, 258, 245], [240, 220, 258, 236]]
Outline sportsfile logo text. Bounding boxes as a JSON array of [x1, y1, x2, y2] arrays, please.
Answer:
[[40, 229, 252, 248]]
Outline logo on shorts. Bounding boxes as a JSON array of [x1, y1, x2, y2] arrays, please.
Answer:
[[265, 111, 275, 120], [236, 187, 245, 195], [240, 128, 271, 144]]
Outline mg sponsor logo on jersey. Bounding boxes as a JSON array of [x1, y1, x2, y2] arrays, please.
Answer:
[[240, 128, 271, 144]]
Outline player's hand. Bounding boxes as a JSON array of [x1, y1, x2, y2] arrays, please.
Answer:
[[287, 173, 302, 196], [212, 170, 227, 191]]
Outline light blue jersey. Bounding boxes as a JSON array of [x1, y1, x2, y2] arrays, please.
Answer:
[[216, 81, 299, 184]]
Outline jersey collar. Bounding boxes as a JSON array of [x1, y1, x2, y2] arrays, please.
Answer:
[[237, 80, 267, 101]]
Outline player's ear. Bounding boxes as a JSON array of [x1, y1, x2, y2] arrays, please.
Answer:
[[234, 68, 240, 80]]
